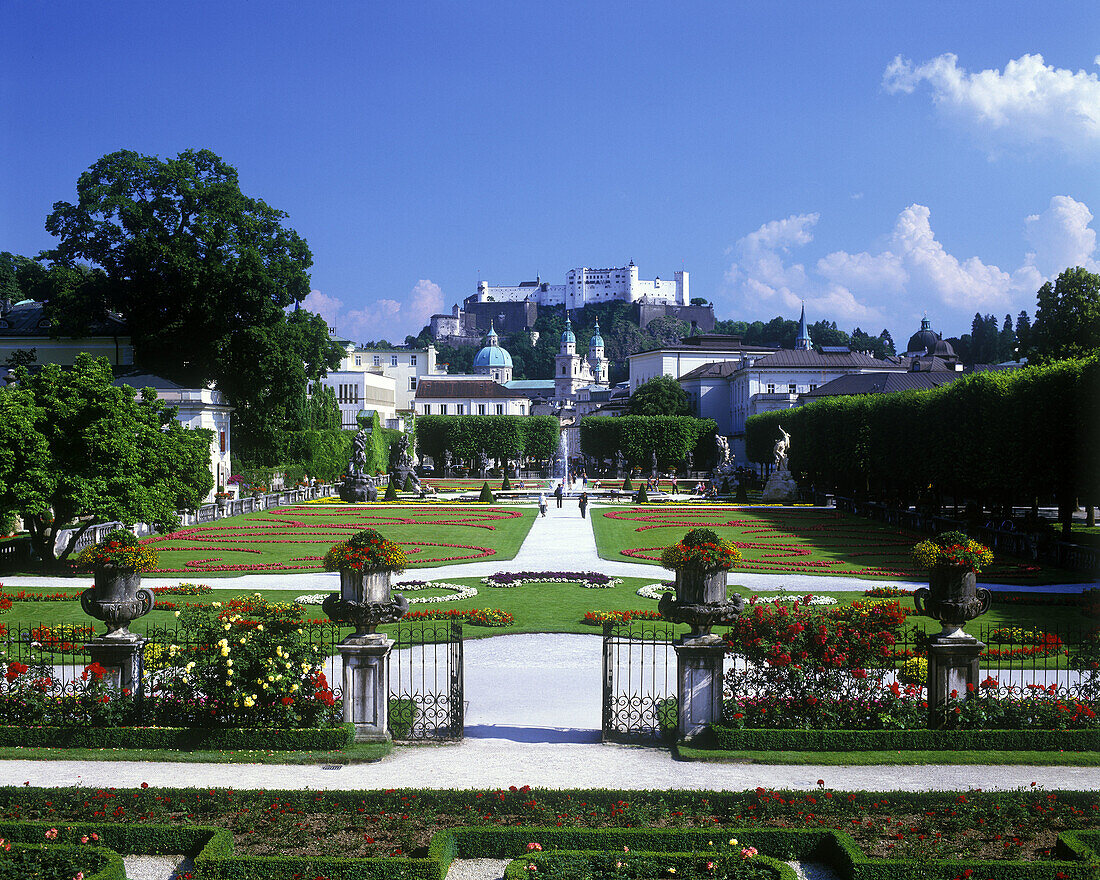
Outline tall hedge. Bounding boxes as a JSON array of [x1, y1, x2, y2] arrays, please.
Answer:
[[579, 416, 717, 471], [413, 415, 559, 465], [744, 357, 1099, 522]]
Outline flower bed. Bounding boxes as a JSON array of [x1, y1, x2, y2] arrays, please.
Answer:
[[483, 571, 622, 589], [583, 610, 664, 626], [295, 581, 479, 605]]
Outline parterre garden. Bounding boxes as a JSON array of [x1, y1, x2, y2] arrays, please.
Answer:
[[592, 507, 1088, 585], [139, 504, 536, 575]]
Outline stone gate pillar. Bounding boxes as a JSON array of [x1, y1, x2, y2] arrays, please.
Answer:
[[338, 635, 394, 743], [674, 636, 727, 741]]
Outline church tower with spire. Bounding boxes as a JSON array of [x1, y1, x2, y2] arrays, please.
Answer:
[[795, 303, 812, 351]]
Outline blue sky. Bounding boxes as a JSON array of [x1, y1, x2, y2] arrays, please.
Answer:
[[2, 2, 1098, 344]]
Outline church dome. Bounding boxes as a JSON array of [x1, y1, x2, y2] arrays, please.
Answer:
[[561, 317, 576, 345], [907, 317, 942, 356], [589, 318, 604, 349], [473, 323, 513, 369]]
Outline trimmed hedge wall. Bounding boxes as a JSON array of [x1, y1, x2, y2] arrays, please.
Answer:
[[706, 725, 1100, 752], [0, 724, 354, 751]]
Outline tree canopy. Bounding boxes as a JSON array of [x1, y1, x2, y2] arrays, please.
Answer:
[[627, 375, 690, 416], [0, 354, 214, 565], [1029, 267, 1100, 364], [38, 149, 343, 461]]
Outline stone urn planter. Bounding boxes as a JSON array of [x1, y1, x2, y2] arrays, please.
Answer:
[[658, 566, 744, 639], [80, 567, 155, 640], [322, 569, 409, 639], [914, 565, 991, 638]]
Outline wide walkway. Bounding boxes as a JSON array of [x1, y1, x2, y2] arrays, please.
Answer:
[[2, 502, 1099, 794]]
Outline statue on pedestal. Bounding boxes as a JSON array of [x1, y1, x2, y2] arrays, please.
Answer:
[[477, 448, 490, 478], [762, 425, 798, 503], [614, 449, 626, 478], [650, 451, 658, 478], [442, 449, 453, 477], [390, 433, 421, 494], [340, 429, 378, 502], [772, 425, 791, 471]]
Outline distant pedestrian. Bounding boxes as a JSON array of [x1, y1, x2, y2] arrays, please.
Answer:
[[581, 471, 588, 488], [554, 483, 563, 508], [578, 492, 589, 518], [670, 475, 678, 494], [538, 492, 548, 517]]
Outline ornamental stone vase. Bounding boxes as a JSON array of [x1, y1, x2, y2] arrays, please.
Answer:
[[913, 565, 991, 638], [80, 568, 155, 640], [658, 566, 744, 640], [322, 569, 408, 641]]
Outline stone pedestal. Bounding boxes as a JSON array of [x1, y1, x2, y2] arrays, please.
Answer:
[[337, 636, 394, 743], [926, 634, 985, 729], [762, 465, 798, 503], [674, 636, 727, 741], [86, 637, 147, 700]]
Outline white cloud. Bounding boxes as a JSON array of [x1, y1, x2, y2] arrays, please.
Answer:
[[300, 280, 445, 343], [1023, 195, 1099, 277], [722, 198, 1099, 327], [883, 52, 1100, 154]]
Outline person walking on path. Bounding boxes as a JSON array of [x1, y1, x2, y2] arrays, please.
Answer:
[[538, 492, 548, 517], [554, 483, 563, 508], [670, 475, 677, 495], [578, 492, 589, 518], [581, 471, 588, 488]]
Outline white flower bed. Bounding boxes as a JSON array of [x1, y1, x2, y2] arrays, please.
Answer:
[[636, 583, 675, 600], [750, 594, 837, 606], [294, 581, 478, 606], [482, 572, 622, 589]]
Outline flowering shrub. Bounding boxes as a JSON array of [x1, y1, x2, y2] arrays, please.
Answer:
[[897, 656, 927, 684], [863, 586, 913, 598], [660, 528, 741, 571], [747, 594, 838, 607], [323, 529, 408, 573], [152, 594, 340, 728], [73, 529, 159, 572], [911, 530, 993, 574], [0, 660, 136, 726]]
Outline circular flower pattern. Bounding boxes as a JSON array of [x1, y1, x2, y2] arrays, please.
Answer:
[[295, 581, 478, 605]]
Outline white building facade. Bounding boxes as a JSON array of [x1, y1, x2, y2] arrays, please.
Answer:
[[628, 335, 779, 393], [472, 261, 688, 310], [414, 377, 531, 416], [319, 370, 398, 429], [332, 344, 446, 411]]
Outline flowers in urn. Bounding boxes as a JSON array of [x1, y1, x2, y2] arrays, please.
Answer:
[[73, 529, 159, 573], [324, 529, 408, 574], [912, 530, 993, 575], [660, 528, 741, 571]]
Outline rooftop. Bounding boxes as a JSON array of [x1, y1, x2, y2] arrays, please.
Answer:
[[415, 378, 529, 400]]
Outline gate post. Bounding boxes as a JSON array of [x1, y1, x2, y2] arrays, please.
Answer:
[[601, 622, 614, 742], [674, 636, 726, 741], [338, 635, 394, 743]]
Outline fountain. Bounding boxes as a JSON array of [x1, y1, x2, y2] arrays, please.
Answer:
[[551, 430, 570, 493]]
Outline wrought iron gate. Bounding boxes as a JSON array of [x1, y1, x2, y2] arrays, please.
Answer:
[[388, 621, 464, 740], [601, 621, 677, 743]]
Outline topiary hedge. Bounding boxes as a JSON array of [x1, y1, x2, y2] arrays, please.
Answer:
[[705, 724, 1100, 752], [479, 482, 495, 502], [0, 724, 354, 751]]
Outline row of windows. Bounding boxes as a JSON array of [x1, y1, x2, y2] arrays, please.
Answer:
[[421, 403, 528, 416], [337, 383, 360, 404], [353, 354, 417, 367], [764, 383, 818, 394]]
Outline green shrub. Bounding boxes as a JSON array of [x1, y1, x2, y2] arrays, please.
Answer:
[[635, 485, 649, 503], [501, 474, 512, 490], [403, 473, 415, 492], [0, 725, 353, 751], [736, 482, 748, 503], [384, 480, 398, 501], [479, 482, 495, 502], [622, 475, 633, 491]]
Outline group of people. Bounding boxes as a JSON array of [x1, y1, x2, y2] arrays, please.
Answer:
[[537, 481, 589, 518]]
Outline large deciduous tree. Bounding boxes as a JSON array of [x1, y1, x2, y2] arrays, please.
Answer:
[[40, 149, 342, 460], [1029, 267, 1100, 363], [627, 375, 691, 416], [0, 354, 213, 565]]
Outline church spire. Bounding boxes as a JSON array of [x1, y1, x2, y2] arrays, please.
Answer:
[[795, 302, 812, 351]]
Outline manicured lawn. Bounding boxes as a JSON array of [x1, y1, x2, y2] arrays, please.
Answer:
[[137, 503, 536, 576], [591, 505, 1090, 585]]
